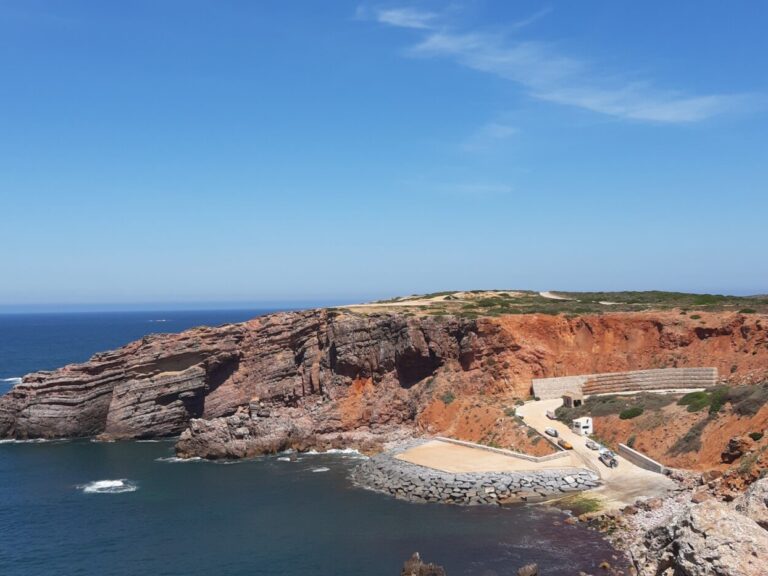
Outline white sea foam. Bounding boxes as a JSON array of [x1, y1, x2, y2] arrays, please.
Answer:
[[276, 456, 292, 462], [79, 479, 138, 494], [303, 448, 364, 457], [155, 456, 203, 463], [1, 377, 22, 384], [310, 467, 330, 473], [324, 448, 363, 456], [0, 438, 66, 444]]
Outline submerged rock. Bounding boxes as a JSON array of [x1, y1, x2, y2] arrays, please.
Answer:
[[516, 563, 539, 576]]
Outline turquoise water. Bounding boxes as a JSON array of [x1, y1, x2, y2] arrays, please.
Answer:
[[0, 311, 625, 575]]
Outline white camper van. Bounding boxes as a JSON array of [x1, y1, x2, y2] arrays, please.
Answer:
[[572, 417, 593, 436]]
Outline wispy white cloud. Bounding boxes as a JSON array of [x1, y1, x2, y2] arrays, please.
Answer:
[[508, 7, 553, 31], [367, 6, 750, 123], [375, 7, 437, 30]]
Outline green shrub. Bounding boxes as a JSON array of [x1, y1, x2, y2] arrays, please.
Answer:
[[678, 391, 710, 412], [503, 407, 516, 417], [440, 391, 456, 405], [690, 314, 701, 320], [739, 308, 757, 314], [708, 387, 729, 414], [619, 407, 644, 420], [749, 432, 764, 442], [627, 435, 636, 448]]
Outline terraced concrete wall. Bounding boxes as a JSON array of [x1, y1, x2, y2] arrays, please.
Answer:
[[532, 367, 717, 400]]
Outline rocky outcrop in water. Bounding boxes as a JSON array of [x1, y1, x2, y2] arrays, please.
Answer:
[[401, 553, 446, 576]]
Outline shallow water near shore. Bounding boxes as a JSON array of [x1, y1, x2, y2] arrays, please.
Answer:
[[0, 440, 625, 576]]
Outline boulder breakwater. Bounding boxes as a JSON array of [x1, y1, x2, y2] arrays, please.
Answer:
[[350, 445, 600, 506]]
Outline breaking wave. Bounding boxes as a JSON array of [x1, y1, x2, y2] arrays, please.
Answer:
[[310, 467, 330, 473], [155, 456, 202, 463], [79, 479, 138, 494], [1, 377, 22, 384]]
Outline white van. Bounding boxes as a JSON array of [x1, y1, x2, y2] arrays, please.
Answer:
[[572, 417, 593, 436]]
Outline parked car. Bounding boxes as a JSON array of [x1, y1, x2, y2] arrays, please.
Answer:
[[546, 409, 557, 420], [599, 450, 619, 468], [544, 427, 559, 438], [557, 439, 573, 450], [585, 440, 600, 450]]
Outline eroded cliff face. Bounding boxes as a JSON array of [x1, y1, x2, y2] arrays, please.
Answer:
[[0, 309, 765, 451], [0, 310, 473, 440]]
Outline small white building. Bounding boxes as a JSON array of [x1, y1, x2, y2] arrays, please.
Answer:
[[572, 417, 593, 436]]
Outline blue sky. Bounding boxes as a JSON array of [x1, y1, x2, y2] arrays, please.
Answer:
[[1, 1, 766, 310]]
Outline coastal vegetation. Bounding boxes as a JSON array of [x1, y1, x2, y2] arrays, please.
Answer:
[[556, 393, 677, 424], [355, 290, 768, 317], [553, 493, 603, 516]]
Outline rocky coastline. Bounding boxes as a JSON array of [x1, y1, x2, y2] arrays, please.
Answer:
[[350, 442, 600, 506], [555, 469, 768, 576], [1, 307, 765, 454], [2, 305, 768, 575]]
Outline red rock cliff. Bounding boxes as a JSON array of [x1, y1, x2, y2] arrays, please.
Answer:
[[0, 309, 765, 444]]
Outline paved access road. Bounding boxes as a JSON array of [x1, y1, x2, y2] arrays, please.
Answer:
[[516, 399, 676, 509]]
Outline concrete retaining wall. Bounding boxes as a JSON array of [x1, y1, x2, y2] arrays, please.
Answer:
[[618, 443, 667, 474], [435, 437, 569, 463], [532, 367, 717, 400]]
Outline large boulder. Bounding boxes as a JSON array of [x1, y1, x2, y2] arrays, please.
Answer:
[[721, 436, 755, 464], [636, 500, 768, 575], [734, 478, 768, 530]]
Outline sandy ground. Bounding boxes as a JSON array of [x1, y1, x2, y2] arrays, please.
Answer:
[[538, 291, 572, 300], [345, 291, 526, 310], [516, 399, 677, 509], [395, 439, 580, 473]]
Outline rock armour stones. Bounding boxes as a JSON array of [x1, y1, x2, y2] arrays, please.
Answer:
[[350, 451, 600, 506]]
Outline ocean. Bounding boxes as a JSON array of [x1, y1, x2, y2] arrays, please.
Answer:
[[0, 310, 623, 575]]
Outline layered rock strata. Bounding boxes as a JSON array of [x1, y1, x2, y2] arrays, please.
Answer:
[[0, 309, 765, 451]]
